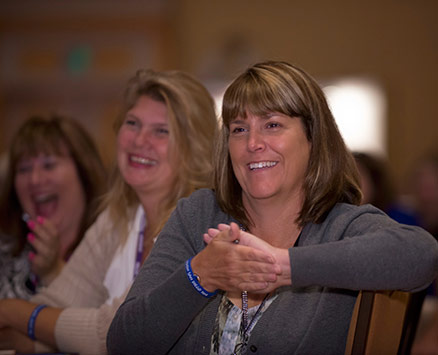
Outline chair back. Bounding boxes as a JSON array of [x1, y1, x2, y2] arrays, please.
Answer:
[[345, 289, 426, 355]]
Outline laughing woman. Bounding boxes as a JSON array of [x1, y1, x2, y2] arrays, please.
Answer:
[[0, 115, 106, 299], [0, 69, 217, 354], [107, 61, 438, 355]]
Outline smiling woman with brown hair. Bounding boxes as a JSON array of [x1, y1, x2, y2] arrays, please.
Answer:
[[107, 61, 438, 355], [0, 115, 106, 299]]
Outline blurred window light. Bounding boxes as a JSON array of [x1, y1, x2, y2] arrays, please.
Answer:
[[206, 82, 226, 121], [323, 79, 386, 156]]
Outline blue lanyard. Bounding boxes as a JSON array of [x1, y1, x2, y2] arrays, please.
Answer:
[[133, 214, 146, 279]]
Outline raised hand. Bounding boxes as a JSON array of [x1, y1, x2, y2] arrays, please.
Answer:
[[203, 223, 230, 243], [204, 223, 279, 256], [26, 216, 65, 286]]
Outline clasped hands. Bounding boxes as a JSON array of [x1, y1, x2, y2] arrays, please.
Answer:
[[191, 222, 291, 294]]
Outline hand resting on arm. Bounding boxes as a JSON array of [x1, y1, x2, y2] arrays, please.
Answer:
[[196, 222, 291, 293]]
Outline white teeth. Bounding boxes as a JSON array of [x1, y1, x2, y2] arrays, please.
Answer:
[[130, 156, 157, 166], [249, 161, 277, 170]]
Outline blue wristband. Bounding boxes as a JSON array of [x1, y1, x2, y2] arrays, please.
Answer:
[[27, 304, 47, 340], [185, 258, 217, 298]]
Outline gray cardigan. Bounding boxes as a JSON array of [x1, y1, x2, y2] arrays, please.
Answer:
[[107, 189, 438, 355]]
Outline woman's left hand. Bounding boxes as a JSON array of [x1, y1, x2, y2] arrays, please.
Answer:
[[27, 217, 65, 286], [204, 223, 276, 256], [203, 222, 292, 292]]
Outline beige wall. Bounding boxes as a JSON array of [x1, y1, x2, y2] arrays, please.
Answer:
[[0, 1, 175, 167], [175, 0, 438, 192], [1, 0, 437, 191]]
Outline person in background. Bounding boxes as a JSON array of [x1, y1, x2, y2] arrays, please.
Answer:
[[411, 152, 438, 355], [0, 115, 107, 299], [0, 68, 218, 354], [354, 151, 438, 354], [353, 151, 418, 225], [107, 61, 438, 355], [409, 153, 438, 240]]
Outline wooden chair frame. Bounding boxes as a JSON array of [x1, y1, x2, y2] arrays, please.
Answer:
[[345, 289, 426, 355]]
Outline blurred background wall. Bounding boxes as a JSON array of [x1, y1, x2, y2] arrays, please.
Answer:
[[0, 0, 437, 193]]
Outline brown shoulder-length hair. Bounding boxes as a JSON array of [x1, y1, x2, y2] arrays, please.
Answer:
[[102, 69, 218, 241], [0, 115, 107, 255], [214, 61, 361, 228]]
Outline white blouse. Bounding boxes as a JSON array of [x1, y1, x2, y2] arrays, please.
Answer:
[[103, 205, 146, 304]]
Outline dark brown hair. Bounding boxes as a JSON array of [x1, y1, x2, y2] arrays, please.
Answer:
[[214, 61, 361, 228], [0, 115, 107, 255]]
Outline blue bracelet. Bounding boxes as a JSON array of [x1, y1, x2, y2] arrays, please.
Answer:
[[185, 258, 217, 298], [27, 304, 47, 340]]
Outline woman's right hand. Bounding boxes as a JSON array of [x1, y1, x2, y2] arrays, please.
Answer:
[[192, 222, 282, 293], [26, 217, 65, 286], [204, 223, 280, 257]]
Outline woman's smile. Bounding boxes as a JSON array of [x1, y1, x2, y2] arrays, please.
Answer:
[[128, 154, 158, 167], [248, 161, 278, 171]]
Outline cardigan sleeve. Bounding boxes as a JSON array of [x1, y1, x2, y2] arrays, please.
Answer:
[[290, 204, 438, 291], [55, 291, 129, 355], [107, 189, 222, 355]]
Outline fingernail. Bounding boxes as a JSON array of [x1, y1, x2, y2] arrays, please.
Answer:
[[36, 216, 44, 224], [27, 220, 35, 230], [27, 233, 35, 242], [28, 251, 35, 261]]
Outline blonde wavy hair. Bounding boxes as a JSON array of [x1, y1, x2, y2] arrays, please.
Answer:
[[102, 69, 218, 241], [214, 61, 361, 228]]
